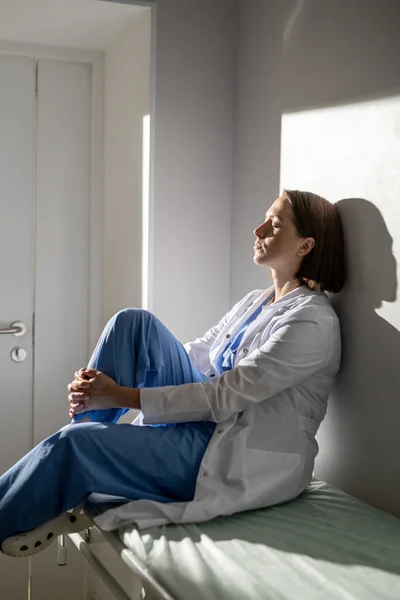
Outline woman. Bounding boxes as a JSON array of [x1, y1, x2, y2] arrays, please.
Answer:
[[0, 190, 345, 557]]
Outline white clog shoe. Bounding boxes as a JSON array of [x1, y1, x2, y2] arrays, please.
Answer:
[[1, 508, 92, 558]]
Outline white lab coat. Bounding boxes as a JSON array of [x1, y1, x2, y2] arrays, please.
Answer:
[[95, 286, 341, 531]]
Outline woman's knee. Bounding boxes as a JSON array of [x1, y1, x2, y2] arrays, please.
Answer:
[[57, 422, 101, 446], [111, 308, 153, 325], [108, 308, 154, 332]]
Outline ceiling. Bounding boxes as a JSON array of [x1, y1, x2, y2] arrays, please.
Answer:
[[0, 0, 147, 50]]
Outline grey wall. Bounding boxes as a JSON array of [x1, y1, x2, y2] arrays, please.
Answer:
[[150, 0, 236, 342], [103, 11, 151, 323], [283, 0, 400, 113], [230, 0, 285, 304], [235, 0, 400, 516]]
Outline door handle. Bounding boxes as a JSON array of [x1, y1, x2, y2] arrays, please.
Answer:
[[0, 321, 27, 337]]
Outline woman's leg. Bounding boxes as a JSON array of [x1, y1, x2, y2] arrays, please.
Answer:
[[73, 308, 207, 424], [0, 419, 212, 544], [0, 309, 213, 547]]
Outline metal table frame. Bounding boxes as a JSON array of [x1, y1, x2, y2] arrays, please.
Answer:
[[58, 527, 175, 600]]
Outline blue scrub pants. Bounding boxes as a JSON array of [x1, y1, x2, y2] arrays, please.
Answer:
[[0, 309, 215, 544]]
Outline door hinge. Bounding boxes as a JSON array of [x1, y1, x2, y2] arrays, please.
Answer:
[[35, 61, 38, 96]]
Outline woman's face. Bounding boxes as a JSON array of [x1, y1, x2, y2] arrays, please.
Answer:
[[253, 196, 314, 273]]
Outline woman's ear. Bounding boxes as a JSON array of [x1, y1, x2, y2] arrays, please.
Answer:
[[298, 237, 315, 257]]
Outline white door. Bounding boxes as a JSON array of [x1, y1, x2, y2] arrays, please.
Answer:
[[0, 54, 36, 600], [0, 55, 91, 600]]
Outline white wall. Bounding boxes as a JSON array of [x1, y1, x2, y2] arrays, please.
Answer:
[[230, 0, 285, 305], [103, 10, 151, 324], [149, 0, 235, 343], [234, 0, 400, 516]]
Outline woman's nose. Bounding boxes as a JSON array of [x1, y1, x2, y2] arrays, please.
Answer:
[[254, 222, 269, 238]]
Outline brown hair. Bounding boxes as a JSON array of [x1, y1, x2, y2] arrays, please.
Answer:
[[283, 189, 346, 293]]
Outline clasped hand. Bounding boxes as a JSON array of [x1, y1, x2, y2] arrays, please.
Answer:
[[68, 368, 118, 418]]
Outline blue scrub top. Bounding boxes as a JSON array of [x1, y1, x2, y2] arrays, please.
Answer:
[[215, 291, 274, 373]]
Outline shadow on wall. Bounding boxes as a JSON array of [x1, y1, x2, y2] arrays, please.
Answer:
[[316, 199, 400, 516]]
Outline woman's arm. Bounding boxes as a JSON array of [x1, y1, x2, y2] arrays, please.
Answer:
[[140, 311, 337, 424], [69, 310, 336, 421]]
